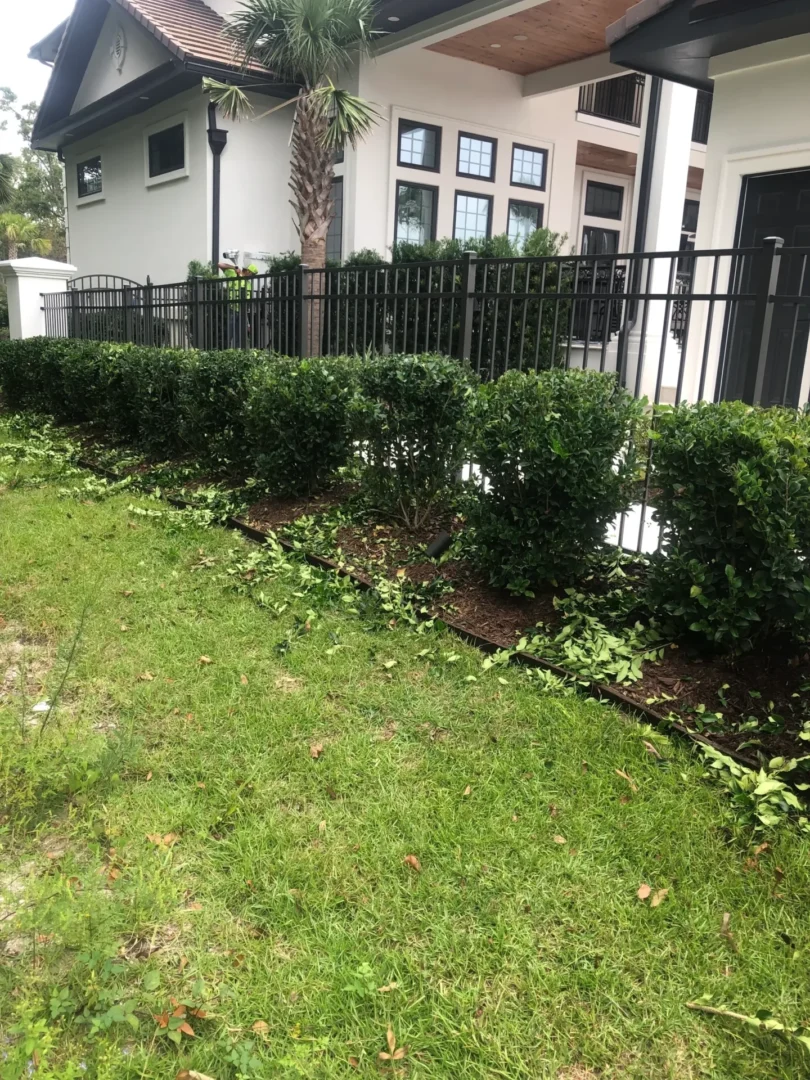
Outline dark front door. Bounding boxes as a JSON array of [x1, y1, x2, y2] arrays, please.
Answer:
[[721, 168, 810, 407]]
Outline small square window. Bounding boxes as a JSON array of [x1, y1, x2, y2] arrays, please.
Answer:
[[326, 177, 344, 264], [581, 226, 620, 255], [507, 200, 544, 246], [511, 144, 546, 190], [398, 120, 441, 171], [148, 122, 185, 178], [457, 133, 496, 181], [454, 192, 492, 242], [584, 181, 624, 220], [77, 156, 102, 199], [395, 182, 437, 244]]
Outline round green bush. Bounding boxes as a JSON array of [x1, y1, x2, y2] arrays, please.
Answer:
[[648, 401, 810, 652], [245, 356, 358, 495], [357, 353, 477, 528], [468, 368, 646, 594]]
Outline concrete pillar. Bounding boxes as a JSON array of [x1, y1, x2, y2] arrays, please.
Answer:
[[0, 258, 77, 339], [624, 80, 696, 403]]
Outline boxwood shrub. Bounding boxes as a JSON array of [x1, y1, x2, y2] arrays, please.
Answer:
[[357, 353, 477, 528], [468, 368, 646, 593], [648, 401, 810, 651], [245, 355, 358, 495], [177, 349, 264, 465]]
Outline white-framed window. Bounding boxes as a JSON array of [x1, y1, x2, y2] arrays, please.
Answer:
[[144, 113, 189, 187], [75, 150, 104, 205], [577, 171, 632, 255]]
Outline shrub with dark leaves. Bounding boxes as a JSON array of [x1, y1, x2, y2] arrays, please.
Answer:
[[468, 368, 645, 594], [648, 401, 810, 652]]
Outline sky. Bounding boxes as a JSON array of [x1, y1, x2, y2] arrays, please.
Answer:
[[0, 0, 76, 154]]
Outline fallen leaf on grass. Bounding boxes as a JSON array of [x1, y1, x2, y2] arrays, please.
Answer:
[[463, 785, 472, 797], [637, 883, 652, 901], [318, 820, 327, 833], [753, 842, 770, 857], [184, 901, 203, 911], [720, 912, 737, 951], [145, 771, 153, 781], [377, 982, 398, 993], [138, 672, 155, 682], [252, 1020, 269, 1036], [240, 674, 249, 685], [643, 740, 663, 760], [379, 1027, 407, 1063], [549, 804, 559, 817], [615, 769, 639, 793], [179, 955, 189, 973], [553, 835, 567, 845], [403, 855, 421, 872], [198, 656, 213, 666], [122, 590, 134, 598], [348, 1057, 360, 1069], [650, 888, 669, 908], [147, 833, 180, 847], [176, 1072, 217, 1080], [310, 743, 324, 760]]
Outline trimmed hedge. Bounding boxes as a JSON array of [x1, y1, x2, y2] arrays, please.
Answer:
[[245, 356, 359, 496], [357, 353, 477, 528], [648, 401, 810, 651], [468, 368, 646, 593]]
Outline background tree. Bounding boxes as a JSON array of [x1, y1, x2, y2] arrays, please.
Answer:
[[205, 0, 380, 271], [0, 154, 14, 207], [0, 213, 52, 259]]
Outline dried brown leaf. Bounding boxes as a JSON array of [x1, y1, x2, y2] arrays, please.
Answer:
[[637, 883, 651, 901], [310, 742, 324, 760], [615, 769, 639, 793], [549, 803, 558, 817], [377, 981, 398, 993], [643, 740, 662, 759], [240, 674, 249, 685], [403, 854, 421, 872], [145, 771, 153, 781], [199, 656, 213, 666], [178, 1021, 195, 1037], [252, 1020, 269, 1036], [348, 1057, 360, 1069], [138, 672, 155, 682], [553, 835, 567, 845], [463, 785, 471, 797], [650, 888, 669, 908]]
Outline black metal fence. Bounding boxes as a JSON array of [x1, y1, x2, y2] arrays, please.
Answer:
[[43, 240, 810, 411]]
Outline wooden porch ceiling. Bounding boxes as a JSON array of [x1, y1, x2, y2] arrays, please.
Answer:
[[427, 0, 633, 75]]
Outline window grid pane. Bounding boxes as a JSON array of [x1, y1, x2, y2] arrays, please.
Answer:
[[399, 123, 438, 169], [508, 201, 542, 246], [454, 194, 490, 242], [77, 156, 102, 198], [458, 135, 494, 179], [326, 179, 343, 264], [396, 183, 436, 244], [581, 226, 620, 255], [584, 181, 624, 220], [511, 146, 545, 189]]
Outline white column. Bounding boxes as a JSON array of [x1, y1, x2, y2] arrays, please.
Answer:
[[624, 80, 696, 403], [0, 258, 78, 339]]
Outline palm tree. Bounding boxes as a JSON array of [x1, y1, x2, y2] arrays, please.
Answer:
[[0, 155, 14, 208], [0, 212, 52, 260], [205, 0, 380, 271]]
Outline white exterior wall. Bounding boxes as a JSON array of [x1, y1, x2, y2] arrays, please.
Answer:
[[686, 43, 810, 402], [218, 94, 298, 262], [72, 5, 169, 115], [346, 49, 705, 258], [63, 89, 211, 284]]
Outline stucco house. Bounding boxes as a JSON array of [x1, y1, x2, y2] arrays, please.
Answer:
[[608, 0, 810, 406], [29, 0, 709, 284]]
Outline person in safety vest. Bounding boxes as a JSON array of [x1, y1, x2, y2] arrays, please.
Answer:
[[218, 259, 259, 347]]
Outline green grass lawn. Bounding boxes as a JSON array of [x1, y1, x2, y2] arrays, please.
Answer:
[[1, 422, 810, 1080]]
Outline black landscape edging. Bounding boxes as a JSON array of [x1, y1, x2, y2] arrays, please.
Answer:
[[76, 456, 761, 773]]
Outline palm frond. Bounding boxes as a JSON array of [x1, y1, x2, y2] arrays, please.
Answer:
[[310, 84, 380, 149], [0, 154, 15, 208], [227, 0, 380, 87], [202, 78, 254, 123]]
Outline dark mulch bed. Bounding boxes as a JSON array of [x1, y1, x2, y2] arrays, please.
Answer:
[[246, 484, 358, 531]]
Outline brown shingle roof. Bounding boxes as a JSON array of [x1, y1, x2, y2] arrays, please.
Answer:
[[114, 0, 272, 76]]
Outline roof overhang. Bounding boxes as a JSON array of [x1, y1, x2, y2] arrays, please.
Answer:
[[29, 20, 69, 65], [608, 0, 810, 89]]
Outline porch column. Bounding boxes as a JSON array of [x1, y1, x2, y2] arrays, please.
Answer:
[[623, 79, 696, 403], [0, 258, 77, 339]]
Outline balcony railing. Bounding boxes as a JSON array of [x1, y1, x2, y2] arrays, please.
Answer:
[[692, 89, 712, 144], [578, 73, 645, 127]]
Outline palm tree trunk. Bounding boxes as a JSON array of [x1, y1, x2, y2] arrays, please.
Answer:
[[291, 90, 335, 356], [7, 239, 18, 260]]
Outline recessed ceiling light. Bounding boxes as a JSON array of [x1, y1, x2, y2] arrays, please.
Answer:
[[388, 15, 400, 21], [490, 42, 501, 48], [513, 34, 528, 41]]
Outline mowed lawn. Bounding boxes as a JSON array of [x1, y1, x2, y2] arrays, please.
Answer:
[[1, 426, 809, 1079]]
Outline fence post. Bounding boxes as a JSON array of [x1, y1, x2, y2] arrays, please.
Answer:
[[744, 236, 783, 405], [144, 275, 154, 347], [297, 263, 309, 359], [457, 251, 478, 362], [192, 277, 205, 349], [123, 286, 135, 343]]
